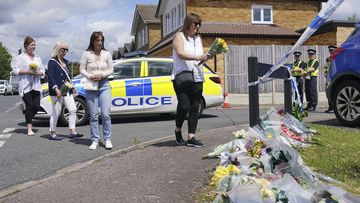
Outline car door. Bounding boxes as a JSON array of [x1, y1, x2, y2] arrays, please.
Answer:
[[143, 60, 176, 113], [110, 60, 145, 114]]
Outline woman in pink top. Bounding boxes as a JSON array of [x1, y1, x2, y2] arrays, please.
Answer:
[[80, 31, 114, 150]]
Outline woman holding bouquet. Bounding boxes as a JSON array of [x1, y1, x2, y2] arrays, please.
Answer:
[[11, 36, 45, 136], [47, 41, 83, 141], [172, 13, 211, 147], [80, 31, 114, 150]]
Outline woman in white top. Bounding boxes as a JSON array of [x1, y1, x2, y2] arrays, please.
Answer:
[[11, 36, 45, 136], [172, 13, 211, 147], [80, 31, 114, 150]]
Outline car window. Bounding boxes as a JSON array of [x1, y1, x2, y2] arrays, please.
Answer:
[[0, 81, 5, 85], [148, 61, 173, 77], [113, 61, 141, 79]]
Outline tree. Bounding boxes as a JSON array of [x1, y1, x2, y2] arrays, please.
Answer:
[[0, 42, 12, 80]]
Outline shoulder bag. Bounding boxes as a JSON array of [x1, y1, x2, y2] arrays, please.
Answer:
[[174, 71, 194, 88]]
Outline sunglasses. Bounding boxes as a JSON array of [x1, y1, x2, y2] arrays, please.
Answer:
[[60, 48, 69, 52], [194, 21, 201, 27]]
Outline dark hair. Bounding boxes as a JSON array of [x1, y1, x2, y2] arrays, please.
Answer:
[[182, 13, 201, 41], [24, 36, 35, 49], [86, 31, 106, 51]]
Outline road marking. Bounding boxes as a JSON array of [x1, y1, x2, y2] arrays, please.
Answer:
[[0, 134, 11, 139], [3, 128, 15, 133], [0, 128, 14, 149], [4, 102, 22, 114]]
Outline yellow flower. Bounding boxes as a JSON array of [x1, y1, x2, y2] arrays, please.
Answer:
[[29, 63, 38, 70], [210, 165, 240, 186]]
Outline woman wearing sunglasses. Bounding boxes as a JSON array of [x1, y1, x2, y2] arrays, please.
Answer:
[[172, 13, 211, 147], [47, 41, 82, 140]]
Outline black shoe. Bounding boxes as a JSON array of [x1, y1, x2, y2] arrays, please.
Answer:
[[307, 106, 316, 111], [324, 109, 334, 113], [175, 130, 185, 145], [187, 137, 204, 148]]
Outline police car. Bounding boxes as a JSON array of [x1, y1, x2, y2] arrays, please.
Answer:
[[39, 57, 224, 126]]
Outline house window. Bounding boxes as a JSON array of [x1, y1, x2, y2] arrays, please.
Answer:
[[177, 1, 184, 26], [165, 13, 171, 34], [171, 8, 176, 31], [164, 4, 185, 35], [251, 5, 272, 24]]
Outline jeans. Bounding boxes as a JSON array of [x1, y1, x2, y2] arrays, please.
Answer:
[[50, 94, 77, 132], [22, 90, 41, 124], [85, 80, 112, 143], [173, 82, 203, 134]]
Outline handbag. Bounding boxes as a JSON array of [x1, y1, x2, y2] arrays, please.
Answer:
[[84, 78, 98, 91], [174, 71, 194, 88]]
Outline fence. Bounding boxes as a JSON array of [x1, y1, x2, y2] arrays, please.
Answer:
[[224, 45, 329, 96]]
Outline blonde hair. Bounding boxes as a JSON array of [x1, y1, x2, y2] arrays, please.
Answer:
[[51, 41, 69, 58]]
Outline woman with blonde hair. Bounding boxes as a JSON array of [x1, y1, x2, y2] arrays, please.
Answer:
[[47, 41, 82, 140], [11, 36, 45, 136]]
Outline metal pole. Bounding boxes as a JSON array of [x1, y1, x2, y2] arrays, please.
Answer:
[[284, 79, 292, 114], [248, 57, 259, 127]]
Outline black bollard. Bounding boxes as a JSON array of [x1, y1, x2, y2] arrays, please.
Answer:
[[284, 79, 292, 114], [248, 57, 259, 127]]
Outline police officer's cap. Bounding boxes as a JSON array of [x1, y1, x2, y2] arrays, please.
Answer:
[[328, 45, 337, 51], [307, 49, 316, 55], [294, 51, 302, 56]]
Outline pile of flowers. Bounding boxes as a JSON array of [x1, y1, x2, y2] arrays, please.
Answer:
[[203, 108, 356, 203]]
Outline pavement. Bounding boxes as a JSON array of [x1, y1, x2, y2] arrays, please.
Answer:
[[0, 107, 341, 203]]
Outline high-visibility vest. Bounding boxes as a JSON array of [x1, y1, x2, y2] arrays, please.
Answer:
[[305, 59, 319, 77], [291, 60, 304, 77], [323, 61, 330, 74]]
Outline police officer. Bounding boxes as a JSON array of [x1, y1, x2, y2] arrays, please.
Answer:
[[303, 49, 319, 111], [291, 51, 306, 104], [324, 45, 337, 113]]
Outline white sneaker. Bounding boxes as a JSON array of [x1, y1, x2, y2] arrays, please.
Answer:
[[89, 141, 98, 150], [105, 140, 113, 149]]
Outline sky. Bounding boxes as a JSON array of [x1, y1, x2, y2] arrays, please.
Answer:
[[0, 0, 359, 63]]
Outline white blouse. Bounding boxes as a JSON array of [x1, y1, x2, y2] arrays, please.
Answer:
[[172, 33, 204, 82], [79, 50, 114, 80], [11, 53, 44, 97]]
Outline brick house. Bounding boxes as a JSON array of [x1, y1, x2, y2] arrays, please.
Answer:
[[130, 4, 161, 53], [302, 20, 356, 46], [145, 0, 333, 79]]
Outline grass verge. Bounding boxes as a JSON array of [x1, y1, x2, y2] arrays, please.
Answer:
[[300, 124, 360, 195]]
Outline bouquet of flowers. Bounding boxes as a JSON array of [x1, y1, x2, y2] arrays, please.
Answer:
[[54, 81, 75, 104], [198, 37, 229, 65], [29, 63, 38, 73], [208, 37, 229, 57]]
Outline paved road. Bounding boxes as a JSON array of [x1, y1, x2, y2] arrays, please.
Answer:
[[0, 95, 248, 190]]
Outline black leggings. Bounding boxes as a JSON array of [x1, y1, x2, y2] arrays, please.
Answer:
[[22, 90, 41, 124], [173, 82, 203, 134]]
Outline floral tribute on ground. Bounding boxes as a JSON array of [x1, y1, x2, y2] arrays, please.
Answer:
[[203, 108, 358, 203]]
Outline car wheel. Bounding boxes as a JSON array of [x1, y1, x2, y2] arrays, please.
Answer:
[[58, 97, 88, 126], [198, 98, 205, 117], [333, 80, 360, 127]]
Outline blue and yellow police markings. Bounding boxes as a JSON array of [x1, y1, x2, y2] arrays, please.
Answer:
[[110, 78, 174, 108]]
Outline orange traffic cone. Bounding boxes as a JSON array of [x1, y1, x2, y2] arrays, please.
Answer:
[[222, 93, 231, 108]]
